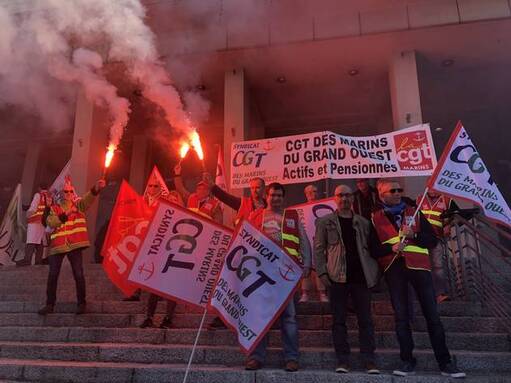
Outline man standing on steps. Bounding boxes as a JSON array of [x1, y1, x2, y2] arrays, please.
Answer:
[[206, 175, 267, 225], [38, 177, 105, 316], [174, 164, 222, 223], [298, 184, 329, 304], [371, 179, 465, 378], [314, 184, 381, 375], [18, 183, 52, 266], [416, 189, 456, 304], [244, 182, 311, 372]]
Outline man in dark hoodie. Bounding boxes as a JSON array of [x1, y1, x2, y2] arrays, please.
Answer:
[[371, 179, 465, 379]]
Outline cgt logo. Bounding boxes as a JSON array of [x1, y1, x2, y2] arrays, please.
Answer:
[[393, 131, 433, 170], [232, 150, 268, 168], [278, 263, 298, 282]]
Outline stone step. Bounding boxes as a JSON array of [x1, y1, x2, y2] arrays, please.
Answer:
[[0, 300, 486, 317], [0, 342, 509, 372], [0, 327, 507, 352], [1, 356, 511, 383], [0, 312, 506, 333], [0, 358, 510, 383]]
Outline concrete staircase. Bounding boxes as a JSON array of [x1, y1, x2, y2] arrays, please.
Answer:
[[0, 263, 509, 382]]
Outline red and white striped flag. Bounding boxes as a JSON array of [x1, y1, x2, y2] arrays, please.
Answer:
[[427, 121, 510, 227]]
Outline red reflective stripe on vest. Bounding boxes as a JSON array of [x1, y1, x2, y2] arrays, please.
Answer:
[[372, 206, 431, 272]]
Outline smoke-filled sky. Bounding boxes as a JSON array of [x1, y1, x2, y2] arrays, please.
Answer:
[[0, 0, 208, 147]]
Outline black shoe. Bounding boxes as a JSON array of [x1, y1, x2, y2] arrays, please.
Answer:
[[122, 294, 140, 302], [159, 316, 173, 329], [441, 362, 466, 378], [37, 304, 54, 315], [139, 317, 155, 328], [207, 317, 226, 330], [393, 359, 416, 377], [76, 303, 86, 315]]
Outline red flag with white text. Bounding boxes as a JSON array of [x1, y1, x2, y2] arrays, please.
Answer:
[[101, 181, 155, 296]]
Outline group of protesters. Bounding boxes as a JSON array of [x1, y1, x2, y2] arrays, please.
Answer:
[[21, 162, 465, 378]]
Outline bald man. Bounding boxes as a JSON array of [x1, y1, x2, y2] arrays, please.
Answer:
[[314, 185, 381, 374]]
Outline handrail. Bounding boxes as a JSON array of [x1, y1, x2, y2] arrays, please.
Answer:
[[452, 215, 511, 257], [446, 212, 511, 334]]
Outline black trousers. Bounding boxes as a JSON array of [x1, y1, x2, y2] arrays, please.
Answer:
[[146, 293, 176, 318], [385, 258, 451, 368], [329, 281, 376, 364], [24, 243, 44, 265], [46, 249, 86, 305]]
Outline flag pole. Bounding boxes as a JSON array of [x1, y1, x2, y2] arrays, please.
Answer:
[[182, 307, 208, 383]]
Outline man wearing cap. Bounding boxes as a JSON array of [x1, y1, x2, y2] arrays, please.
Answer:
[[38, 177, 105, 315]]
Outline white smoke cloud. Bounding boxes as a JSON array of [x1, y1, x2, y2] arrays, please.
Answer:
[[0, 0, 209, 147]]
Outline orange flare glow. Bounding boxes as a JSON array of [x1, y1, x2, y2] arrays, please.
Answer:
[[104, 144, 116, 168], [190, 131, 204, 160], [180, 142, 190, 159]]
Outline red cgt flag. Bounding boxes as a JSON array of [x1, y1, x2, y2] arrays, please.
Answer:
[[101, 181, 156, 296]]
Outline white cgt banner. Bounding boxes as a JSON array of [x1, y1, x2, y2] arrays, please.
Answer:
[[428, 121, 511, 227], [209, 220, 303, 353], [230, 124, 437, 188], [128, 201, 233, 308], [287, 198, 337, 268]]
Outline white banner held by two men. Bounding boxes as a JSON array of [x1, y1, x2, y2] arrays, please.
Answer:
[[428, 121, 511, 227], [128, 201, 233, 308], [209, 220, 303, 353], [230, 124, 437, 188], [287, 198, 337, 268]]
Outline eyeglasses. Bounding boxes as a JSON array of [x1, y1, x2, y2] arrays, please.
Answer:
[[63, 190, 74, 194], [335, 193, 352, 198], [386, 188, 403, 194]]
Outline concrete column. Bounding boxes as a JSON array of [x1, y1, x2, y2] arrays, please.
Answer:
[[389, 50, 427, 198], [20, 142, 41, 207], [223, 68, 250, 225], [129, 135, 149, 194], [70, 90, 109, 262]]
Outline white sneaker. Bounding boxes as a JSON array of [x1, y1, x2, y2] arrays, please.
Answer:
[[319, 292, 329, 303], [298, 293, 309, 303]]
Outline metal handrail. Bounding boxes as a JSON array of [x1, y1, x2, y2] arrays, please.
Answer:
[[446, 213, 511, 334], [452, 215, 511, 257]]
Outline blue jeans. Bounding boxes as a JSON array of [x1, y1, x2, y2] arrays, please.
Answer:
[[385, 258, 451, 368], [249, 300, 299, 363]]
